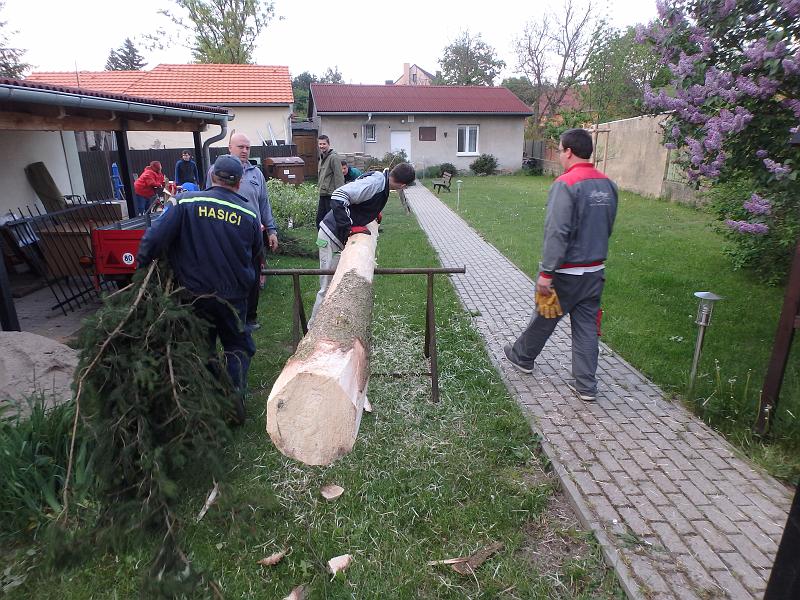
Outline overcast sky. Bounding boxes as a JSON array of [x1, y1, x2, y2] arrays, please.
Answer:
[[7, 0, 657, 84]]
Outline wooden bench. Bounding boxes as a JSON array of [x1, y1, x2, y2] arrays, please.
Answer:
[[432, 172, 453, 194]]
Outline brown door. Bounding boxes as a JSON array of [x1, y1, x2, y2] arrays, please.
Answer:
[[294, 133, 318, 179]]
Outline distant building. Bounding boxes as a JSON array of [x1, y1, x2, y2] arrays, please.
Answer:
[[27, 64, 293, 150], [309, 83, 532, 172], [394, 63, 435, 86]]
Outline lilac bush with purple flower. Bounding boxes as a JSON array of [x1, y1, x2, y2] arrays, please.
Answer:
[[641, 0, 800, 282]]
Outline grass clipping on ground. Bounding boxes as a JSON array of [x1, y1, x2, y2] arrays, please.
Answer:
[[66, 261, 234, 593]]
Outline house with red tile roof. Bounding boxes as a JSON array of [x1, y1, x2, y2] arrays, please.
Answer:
[[27, 64, 293, 150], [309, 83, 533, 172], [394, 63, 435, 86]]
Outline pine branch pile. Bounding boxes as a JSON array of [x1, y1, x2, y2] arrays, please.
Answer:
[[71, 261, 234, 530]]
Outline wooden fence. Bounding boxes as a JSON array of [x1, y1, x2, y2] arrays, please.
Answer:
[[78, 144, 298, 199]]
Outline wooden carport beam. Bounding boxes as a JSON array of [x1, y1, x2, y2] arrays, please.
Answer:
[[0, 110, 208, 132]]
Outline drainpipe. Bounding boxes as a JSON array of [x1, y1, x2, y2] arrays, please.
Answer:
[[202, 119, 229, 183]]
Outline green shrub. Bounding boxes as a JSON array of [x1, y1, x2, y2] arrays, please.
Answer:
[[0, 396, 94, 534], [438, 162, 457, 176], [367, 150, 409, 171], [267, 180, 318, 229], [470, 153, 498, 175], [708, 176, 800, 285]]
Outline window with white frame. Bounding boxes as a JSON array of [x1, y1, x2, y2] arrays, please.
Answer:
[[364, 123, 376, 142], [457, 125, 479, 154]]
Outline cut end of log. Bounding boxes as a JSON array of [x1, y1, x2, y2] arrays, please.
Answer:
[[266, 341, 368, 466]]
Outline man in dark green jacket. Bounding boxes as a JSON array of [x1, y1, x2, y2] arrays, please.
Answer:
[[317, 134, 345, 228]]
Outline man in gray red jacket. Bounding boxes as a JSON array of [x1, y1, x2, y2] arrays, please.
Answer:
[[310, 162, 416, 323], [504, 128, 618, 402]]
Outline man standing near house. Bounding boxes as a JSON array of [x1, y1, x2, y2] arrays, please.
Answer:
[[206, 133, 278, 330], [317, 135, 345, 228], [503, 128, 618, 403], [310, 163, 416, 323], [174, 151, 199, 188], [138, 155, 263, 424]]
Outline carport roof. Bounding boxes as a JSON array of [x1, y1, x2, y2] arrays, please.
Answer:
[[0, 77, 231, 132], [310, 84, 533, 115]]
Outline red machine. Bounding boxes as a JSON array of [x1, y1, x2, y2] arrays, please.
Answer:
[[90, 215, 152, 287]]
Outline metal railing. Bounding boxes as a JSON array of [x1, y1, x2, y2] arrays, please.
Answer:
[[2, 197, 123, 314]]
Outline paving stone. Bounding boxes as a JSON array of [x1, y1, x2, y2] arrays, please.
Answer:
[[691, 519, 735, 553], [711, 569, 757, 600], [651, 521, 690, 555], [719, 551, 767, 593]]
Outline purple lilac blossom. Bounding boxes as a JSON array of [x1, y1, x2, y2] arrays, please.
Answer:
[[756, 149, 768, 159], [719, 0, 736, 18], [780, 0, 800, 18], [783, 57, 799, 76], [763, 158, 792, 178], [725, 219, 769, 235], [744, 193, 771, 215], [783, 99, 800, 119]]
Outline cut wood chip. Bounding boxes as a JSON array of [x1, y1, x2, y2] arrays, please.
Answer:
[[320, 484, 345, 501], [283, 584, 307, 600], [257, 549, 288, 567], [428, 541, 504, 576], [195, 481, 219, 522], [327, 554, 352, 576], [363, 396, 373, 413]]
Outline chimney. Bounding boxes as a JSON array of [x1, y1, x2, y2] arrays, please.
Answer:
[[403, 63, 410, 84]]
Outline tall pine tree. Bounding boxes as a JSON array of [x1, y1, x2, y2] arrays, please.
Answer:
[[105, 38, 146, 71]]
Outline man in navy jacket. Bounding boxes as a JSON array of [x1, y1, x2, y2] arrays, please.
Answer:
[[138, 155, 264, 423]]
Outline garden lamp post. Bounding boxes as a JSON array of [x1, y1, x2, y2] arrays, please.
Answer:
[[688, 291, 723, 401], [456, 180, 463, 211]]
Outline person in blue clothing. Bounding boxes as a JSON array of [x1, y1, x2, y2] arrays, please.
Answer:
[[138, 155, 264, 424], [174, 151, 199, 187], [341, 159, 362, 182], [206, 133, 279, 330]]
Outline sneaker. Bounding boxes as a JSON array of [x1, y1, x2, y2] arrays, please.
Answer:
[[566, 381, 596, 402], [247, 321, 261, 331], [503, 343, 533, 374]]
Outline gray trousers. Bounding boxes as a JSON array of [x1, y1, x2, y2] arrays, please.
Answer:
[[510, 270, 605, 395], [309, 229, 341, 325]]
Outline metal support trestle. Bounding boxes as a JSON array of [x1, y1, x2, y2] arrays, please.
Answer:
[[263, 266, 465, 402]]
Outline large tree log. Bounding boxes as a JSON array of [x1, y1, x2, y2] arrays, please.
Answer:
[[266, 222, 378, 465]]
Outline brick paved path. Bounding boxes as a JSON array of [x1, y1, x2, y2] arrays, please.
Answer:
[[404, 185, 792, 600]]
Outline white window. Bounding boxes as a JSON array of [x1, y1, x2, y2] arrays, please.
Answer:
[[457, 125, 479, 155], [364, 123, 376, 142]]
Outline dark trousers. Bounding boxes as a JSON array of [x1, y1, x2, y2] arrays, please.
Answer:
[[316, 195, 332, 229], [510, 270, 605, 395], [246, 274, 260, 323], [193, 296, 255, 393]]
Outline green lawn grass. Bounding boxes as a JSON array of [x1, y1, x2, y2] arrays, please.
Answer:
[[427, 174, 800, 483], [2, 202, 622, 599]]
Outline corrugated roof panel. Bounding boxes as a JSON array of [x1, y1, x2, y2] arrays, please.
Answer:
[[310, 83, 533, 114]]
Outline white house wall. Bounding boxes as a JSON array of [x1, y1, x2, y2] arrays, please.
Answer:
[[124, 106, 292, 150], [318, 115, 526, 172], [0, 130, 85, 214]]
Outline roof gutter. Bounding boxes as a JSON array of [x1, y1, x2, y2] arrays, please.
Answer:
[[202, 119, 230, 176], [0, 84, 232, 123]]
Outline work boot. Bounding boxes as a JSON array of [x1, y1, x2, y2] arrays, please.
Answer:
[[566, 381, 596, 403], [503, 343, 533, 374]]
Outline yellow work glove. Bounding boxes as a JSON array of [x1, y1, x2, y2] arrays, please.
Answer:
[[536, 289, 563, 319]]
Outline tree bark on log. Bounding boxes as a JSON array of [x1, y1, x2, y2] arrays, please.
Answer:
[[266, 222, 378, 465]]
